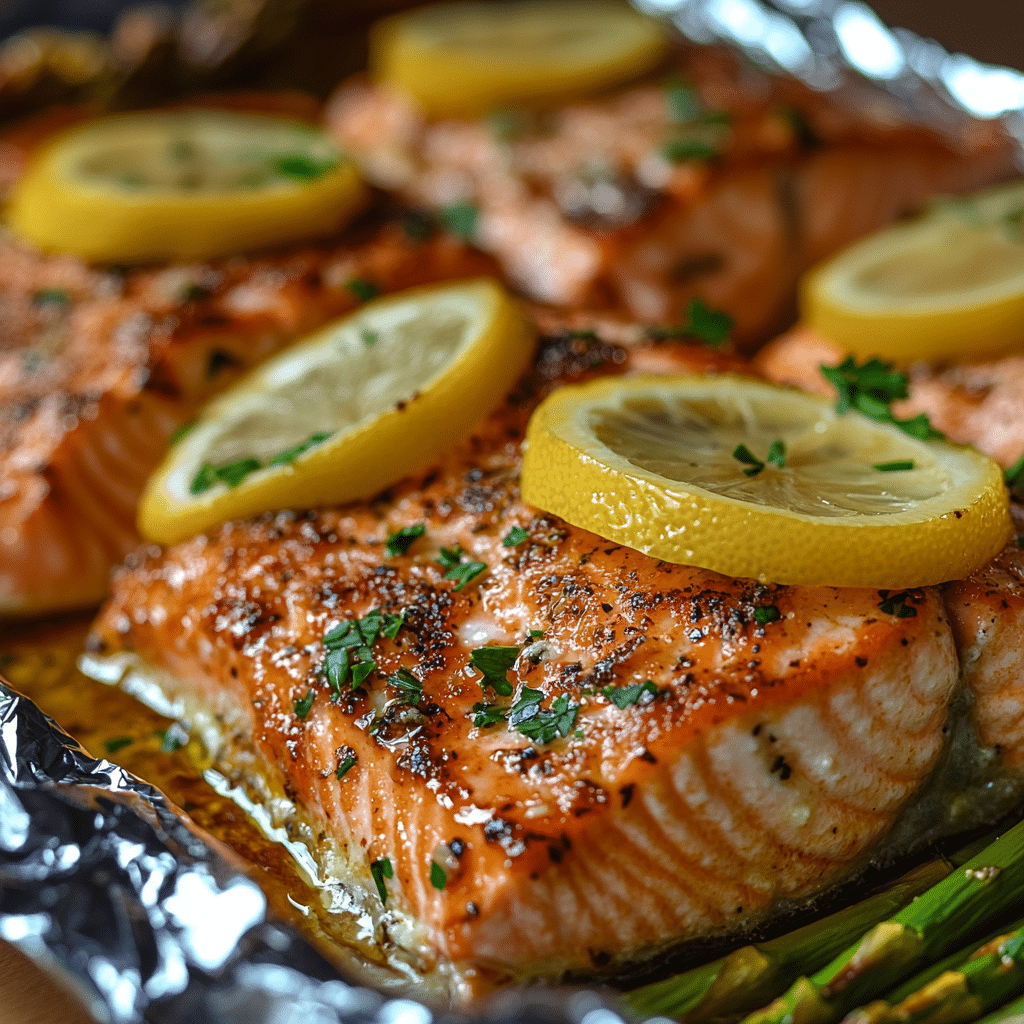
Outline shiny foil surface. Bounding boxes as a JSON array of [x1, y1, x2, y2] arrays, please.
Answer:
[[2, 2, 1024, 1022]]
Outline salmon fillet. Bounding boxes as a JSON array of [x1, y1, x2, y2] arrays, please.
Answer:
[[326, 45, 1013, 348], [0, 215, 495, 617], [83, 332, 1019, 994]]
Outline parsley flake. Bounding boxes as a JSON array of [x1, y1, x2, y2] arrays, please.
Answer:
[[272, 154, 338, 180], [502, 525, 530, 547], [528, 628, 544, 640], [439, 202, 478, 240], [169, 420, 196, 446], [386, 523, 425, 557], [875, 460, 915, 472], [294, 690, 315, 718], [733, 444, 765, 477], [103, 736, 133, 755], [321, 608, 401, 693], [662, 139, 718, 163], [436, 546, 464, 570], [370, 857, 393, 904], [347, 278, 379, 302], [820, 357, 943, 440], [190, 457, 261, 494], [32, 288, 70, 306], [766, 439, 786, 469], [665, 76, 701, 122], [268, 432, 331, 467], [754, 605, 781, 625], [470, 646, 518, 696], [648, 299, 733, 346], [508, 687, 580, 744], [362, 329, 379, 346], [471, 702, 510, 728], [156, 725, 188, 752], [336, 754, 357, 779], [388, 667, 423, 705], [437, 548, 486, 590], [878, 591, 918, 618], [1004, 453, 1024, 492], [603, 680, 659, 709], [430, 862, 447, 890]]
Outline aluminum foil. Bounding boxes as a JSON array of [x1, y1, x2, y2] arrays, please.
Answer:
[[3, 3, 1024, 1023]]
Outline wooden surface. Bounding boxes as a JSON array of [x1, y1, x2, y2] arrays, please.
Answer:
[[0, 941, 92, 1024]]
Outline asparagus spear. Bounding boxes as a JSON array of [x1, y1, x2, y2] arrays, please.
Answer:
[[740, 820, 1024, 1024], [841, 917, 1024, 1024], [626, 860, 950, 1022]]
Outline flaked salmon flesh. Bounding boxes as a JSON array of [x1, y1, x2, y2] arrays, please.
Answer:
[[327, 45, 1013, 347], [84, 332, 1024, 993]]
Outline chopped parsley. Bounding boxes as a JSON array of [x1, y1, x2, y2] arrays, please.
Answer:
[[875, 460, 915, 472], [437, 546, 486, 590], [294, 690, 315, 718], [156, 725, 188, 752], [272, 154, 338, 180], [508, 687, 580, 744], [662, 139, 718, 163], [362, 329, 379, 346], [322, 608, 403, 693], [766, 439, 786, 469], [502, 525, 530, 547], [430, 862, 447, 890], [388, 667, 423, 705], [439, 202, 478, 240], [386, 523, 425, 557], [336, 754, 357, 779], [103, 736, 133, 755], [820, 357, 943, 440], [346, 278, 379, 303], [470, 646, 518, 696], [754, 604, 781, 624], [666, 76, 701, 122], [370, 857, 393, 905], [732, 444, 765, 477], [602, 679, 659, 709], [649, 298, 733, 346], [471, 702, 510, 728], [32, 288, 70, 306], [878, 591, 918, 618], [268, 432, 331, 467], [528, 628, 544, 640], [1004, 453, 1024, 492], [169, 420, 196, 446]]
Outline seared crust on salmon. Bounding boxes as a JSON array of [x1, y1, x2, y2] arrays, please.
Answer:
[[0, 217, 495, 616], [327, 46, 1013, 348], [86, 333, 1012, 990]]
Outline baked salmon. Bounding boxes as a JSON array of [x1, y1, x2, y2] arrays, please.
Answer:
[[83, 331, 1023, 995], [0, 202, 496, 618], [326, 45, 1013, 349]]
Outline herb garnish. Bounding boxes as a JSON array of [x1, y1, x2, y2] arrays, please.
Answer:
[[878, 591, 918, 618], [322, 608, 403, 693], [471, 702, 510, 728], [754, 604, 781, 625], [439, 202, 478, 240], [272, 154, 338, 180], [436, 546, 486, 591], [156, 725, 188, 752], [388, 667, 423, 705], [502, 525, 530, 547], [662, 139, 718, 163], [603, 679, 659, 709], [346, 278, 379, 302], [103, 736, 133, 755], [648, 298, 733, 346], [508, 687, 580, 744], [370, 857, 393, 904], [528, 628, 544, 640], [430, 862, 447, 890], [32, 288, 70, 306], [666, 76, 701, 122], [1004, 453, 1024, 492], [294, 690, 315, 718], [269, 432, 331, 467], [336, 754, 357, 779], [875, 460, 915, 472], [820, 357, 943, 440], [189, 433, 332, 493], [361, 329, 379, 346], [733, 440, 784, 478], [386, 523, 425, 557], [169, 420, 196, 446], [470, 646, 518, 696]]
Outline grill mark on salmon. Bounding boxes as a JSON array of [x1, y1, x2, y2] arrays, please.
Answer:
[[326, 46, 1012, 348], [85, 333, 988, 990]]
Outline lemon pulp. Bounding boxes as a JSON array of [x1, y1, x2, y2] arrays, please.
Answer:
[[9, 110, 365, 263], [140, 278, 535, 545], [521, 375, 1011, 588], [803, 179, 1024, 364], [372, 0, 669, 118]]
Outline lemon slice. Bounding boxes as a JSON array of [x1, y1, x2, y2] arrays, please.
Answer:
[[8, 110, 365, 263], [521, 375, 1011, 588], [372, 1, 669, 119], [803, 179, 1024, 364], [139, 279, 534, 545]]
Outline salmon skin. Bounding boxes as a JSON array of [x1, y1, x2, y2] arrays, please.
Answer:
[[83, 331, 1024, 995], [326, 44, 1013, 350], [0, 210, 496, 618]]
